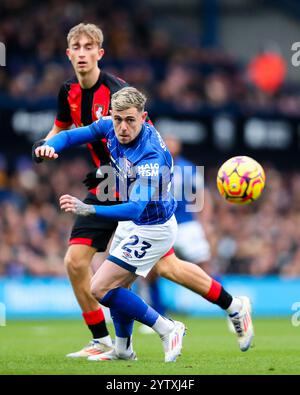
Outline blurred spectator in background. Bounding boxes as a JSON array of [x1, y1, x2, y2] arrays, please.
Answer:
[[1, 0, 300, 116], [0, 157, 89, 277], [248, 42, 287, 95]]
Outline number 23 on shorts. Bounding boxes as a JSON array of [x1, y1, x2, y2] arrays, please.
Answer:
[[121, 235, 152, 259]]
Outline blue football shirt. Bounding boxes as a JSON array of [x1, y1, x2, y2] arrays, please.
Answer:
[[46, 116, 177, 225]]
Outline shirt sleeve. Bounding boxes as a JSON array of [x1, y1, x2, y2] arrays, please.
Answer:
[[54, 85, 73, 128], [45, 118, 112, 152], [91, 150, 169, 221], [93, 180, 156, 221]]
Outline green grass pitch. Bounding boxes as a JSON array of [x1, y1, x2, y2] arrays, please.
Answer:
[[0, 316, 299, 375]]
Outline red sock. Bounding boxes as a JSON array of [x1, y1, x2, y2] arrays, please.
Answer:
[[205, 279, 233, 309], [205, 279, 222, 302], [82, 308, 109, 338], [82, 308, 105, 326]]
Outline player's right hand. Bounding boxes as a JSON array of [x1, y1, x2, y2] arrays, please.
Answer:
[[34, 145, 59, 161], [32, 139, 46, 163], [59, 194, 95, 216]]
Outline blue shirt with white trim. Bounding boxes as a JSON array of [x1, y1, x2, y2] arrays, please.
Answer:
[[45, 117, 176, 225]]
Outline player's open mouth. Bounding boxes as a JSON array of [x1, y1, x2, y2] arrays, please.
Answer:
[[78, 62, 87, 66]]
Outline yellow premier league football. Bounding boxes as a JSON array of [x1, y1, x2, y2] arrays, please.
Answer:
[[217, 156, 266, 204]]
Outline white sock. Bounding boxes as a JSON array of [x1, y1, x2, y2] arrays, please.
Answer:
[[115, 336, 133, 357], [226, 297, 243, 316], [94, 335, 113, 347], [152, 316, 175, 337]]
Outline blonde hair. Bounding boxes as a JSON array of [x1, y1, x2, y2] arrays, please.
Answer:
[[111, 87, 147, 112], [67, 23, 104, 47]]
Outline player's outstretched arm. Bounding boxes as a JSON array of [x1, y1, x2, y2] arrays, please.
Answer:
[[32, 125, 68, 163], [60, 195, 96, 216], [45, 124, 67, 140], [33, 121, 104, 162], [44, 125, 99, 152], [34, 122, 104, 161], [59, 180, 156, 221], [59, 193, 148, 221]]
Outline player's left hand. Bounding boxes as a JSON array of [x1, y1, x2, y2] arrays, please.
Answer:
[[59, 194, 96, 216]]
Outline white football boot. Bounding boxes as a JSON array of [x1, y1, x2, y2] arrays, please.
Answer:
[[160, 320, 186, 362], [88, 348, 137, 361], [229, 296, 254, 352], [66, 340, 112, 358]]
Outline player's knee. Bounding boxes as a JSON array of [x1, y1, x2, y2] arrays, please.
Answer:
[[90, 281, 109, 301], [64, 254, 89, 275]]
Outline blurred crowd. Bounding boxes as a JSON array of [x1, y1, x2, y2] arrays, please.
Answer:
[[0, 155, 89, 277], [1, 0, 300, 115], [1, 0, 300, 279], [1, 155, 300, 278]]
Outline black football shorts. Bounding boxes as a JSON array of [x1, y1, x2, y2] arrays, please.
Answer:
[[69, 192, 119, 252]]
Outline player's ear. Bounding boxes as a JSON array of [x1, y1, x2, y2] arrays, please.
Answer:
[[66, 48, 71, 60], [98, 48, 105, 60], [142, 111, 148, 121]]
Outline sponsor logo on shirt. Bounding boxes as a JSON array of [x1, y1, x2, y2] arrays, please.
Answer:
[[137, 163, 159, 177]]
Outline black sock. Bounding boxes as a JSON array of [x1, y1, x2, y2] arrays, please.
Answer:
[[88, 321, 109, 339], [214, 288, 233, 310]]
